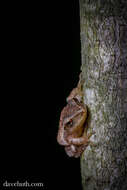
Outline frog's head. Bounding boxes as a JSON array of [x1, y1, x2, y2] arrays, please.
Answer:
[[64, 99, 87, 133]]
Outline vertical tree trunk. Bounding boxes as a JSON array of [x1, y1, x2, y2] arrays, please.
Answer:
[[79, 0, 127, 190]]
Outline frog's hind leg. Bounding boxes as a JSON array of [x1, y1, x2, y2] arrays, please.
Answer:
[[67, 125, 95, 146], [65, 145, 76, 157], [65, 144, 86, 158]]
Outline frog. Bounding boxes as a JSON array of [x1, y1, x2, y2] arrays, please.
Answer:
[[57, 79, 94, 158]]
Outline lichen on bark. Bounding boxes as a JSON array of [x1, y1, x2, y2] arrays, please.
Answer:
[[79, 0, 127, 190]]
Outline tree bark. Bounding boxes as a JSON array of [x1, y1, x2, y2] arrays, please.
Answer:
[[79, 0, 127, 190]]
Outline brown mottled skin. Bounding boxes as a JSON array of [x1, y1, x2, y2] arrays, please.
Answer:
[[57, 82, 93, 158]]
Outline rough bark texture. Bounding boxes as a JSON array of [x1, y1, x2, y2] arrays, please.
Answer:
[[79, 0, 127, 190]]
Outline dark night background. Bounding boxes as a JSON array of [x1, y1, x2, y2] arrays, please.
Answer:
[[1, 1, 82, 189]]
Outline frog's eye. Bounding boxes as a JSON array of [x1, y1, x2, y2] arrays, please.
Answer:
[[73, 97, 81, 105], [67, 119, 73, 127]]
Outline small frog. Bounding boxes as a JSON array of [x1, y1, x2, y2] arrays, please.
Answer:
[[57, 79, 93, 158]]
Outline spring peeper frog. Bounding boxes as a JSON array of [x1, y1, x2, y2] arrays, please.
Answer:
[[57, 81, 93, 158]]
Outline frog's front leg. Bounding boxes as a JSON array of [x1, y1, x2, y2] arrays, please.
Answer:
[[83, 127, 96, 147], [67, 129, 95, 146], [67, 134, 89, 145]]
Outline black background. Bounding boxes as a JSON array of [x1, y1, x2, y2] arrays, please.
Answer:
[[1, 1, 82, 189]]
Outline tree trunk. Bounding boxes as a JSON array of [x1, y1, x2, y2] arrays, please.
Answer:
[[79, 0, 127, 190]]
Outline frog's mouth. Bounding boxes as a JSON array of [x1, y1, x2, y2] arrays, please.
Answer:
[[57, 124, 69, 146]]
